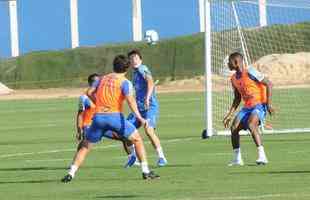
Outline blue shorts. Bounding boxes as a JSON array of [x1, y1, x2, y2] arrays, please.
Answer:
[[236, 104, 267, 130], [83, 126, 114, 140], [127, 106, 158, 129], [85, 113, 136, 143]]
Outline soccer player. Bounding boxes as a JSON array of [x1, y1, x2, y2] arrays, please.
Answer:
[[127, 49, 167, 167], [223, 52, 275, 166], [76, 73, 136, 168], [61, 55, 159, 183]]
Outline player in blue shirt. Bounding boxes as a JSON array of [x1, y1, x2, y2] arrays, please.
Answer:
[[127, 49, 167, 167]]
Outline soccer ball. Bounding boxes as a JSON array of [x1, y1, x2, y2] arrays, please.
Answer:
[[220, 55, 234, 77], [144, 30, 159, 45]]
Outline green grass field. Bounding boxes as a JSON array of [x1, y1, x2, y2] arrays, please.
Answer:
[[0, 91, 310, 200]]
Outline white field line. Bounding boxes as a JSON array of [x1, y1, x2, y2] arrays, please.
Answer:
[[202, 193, 310, 200], [159, 98, 202, 103], [0, 123, 58, 131], [0, 107, 72, 114], [0, 138, 194, 159], [288, 150, 310, 154], [25, 158, 72, 162]]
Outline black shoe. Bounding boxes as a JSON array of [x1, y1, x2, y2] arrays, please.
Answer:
[[142, 171, 160, 180], [61, 174, 73, 183]]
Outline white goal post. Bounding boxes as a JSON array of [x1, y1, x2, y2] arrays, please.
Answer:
[[203, 0, 310, 137]]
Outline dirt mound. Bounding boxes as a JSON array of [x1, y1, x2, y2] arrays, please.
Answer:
[[0, 82, 13, 95], [253, 52, 310, 85]]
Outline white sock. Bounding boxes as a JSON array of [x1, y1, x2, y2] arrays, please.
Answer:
[[128, 144, 136, 156], [68, 164, 78, 177], [156, 146, 165, 159], [233, 148, 242, 160], [257, 145, 266, 157], [140, 161, 150, 174]]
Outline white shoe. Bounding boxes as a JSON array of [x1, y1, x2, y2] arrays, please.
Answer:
[[256, 157, 268, 165], [133, 160, 140, 166], [228, 159, 244, 166]]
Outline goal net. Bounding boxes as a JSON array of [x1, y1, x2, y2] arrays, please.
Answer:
[[205, 0, 310, 136]]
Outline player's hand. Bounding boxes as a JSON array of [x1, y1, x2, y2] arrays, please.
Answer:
[[223, 113, 232, 128], [140, 118, 149, 129], [144, 98, 150, 110], [267, 104, 275, 116]]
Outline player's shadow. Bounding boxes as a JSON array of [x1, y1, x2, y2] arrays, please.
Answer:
[[0, 179, 58, 184], [155, 164, 193, 168], [0, 165, 110, 172], [95, 195, 138, 199], [0, 166, 67, 172], [230, 170, 310, 175], [267, 170, 310, 174]]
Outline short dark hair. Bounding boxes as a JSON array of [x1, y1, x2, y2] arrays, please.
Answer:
[[87, 73, 99, 86], [128, 49, 142, 59], [113, 55, 130, 73], [229, 52, 243, 60]]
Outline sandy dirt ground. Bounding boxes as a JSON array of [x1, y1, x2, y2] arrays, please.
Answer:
[[0, 83, 205, 101]]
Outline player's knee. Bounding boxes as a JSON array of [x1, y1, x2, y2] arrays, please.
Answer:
[[230, 123, 239, 133], [144, 127, 155, 136], [128, 131, 142, 143], [248, 122, 258, 133], [78, 140, 92, 150]]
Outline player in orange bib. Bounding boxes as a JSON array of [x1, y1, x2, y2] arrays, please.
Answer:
[[75, 74, 134, 162], [62, 55, 159, 182], [223, 52, 275, 166]]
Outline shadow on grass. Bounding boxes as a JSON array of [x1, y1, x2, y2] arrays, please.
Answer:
[[0, 176, 130, 185], [0, 166, 67, 171], [0, 165, 118, 172], [230, 170, 310, 175], [155, 164, 193, 168], [0, 179, 58, 184], [95, 195, 138, 199]]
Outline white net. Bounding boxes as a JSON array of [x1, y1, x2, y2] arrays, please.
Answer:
[[209, 0, 310, 135]]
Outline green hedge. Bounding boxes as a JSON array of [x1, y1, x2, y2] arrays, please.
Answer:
[[0, 22, 309, 89]]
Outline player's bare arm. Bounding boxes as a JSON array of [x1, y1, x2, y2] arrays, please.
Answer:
[[86, 86, 96, 102], [76, 110, 83, 141], [126, 94, 147, 127], [260, 77, 275, 116], [145, 75, 154, 109], [223, 84, 241, 128]]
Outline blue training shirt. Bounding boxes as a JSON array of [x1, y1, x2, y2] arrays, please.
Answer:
[[78, 95, 92, 112], [132, 64, 158, 111]]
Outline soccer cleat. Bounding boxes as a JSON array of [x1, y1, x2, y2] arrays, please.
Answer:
[[142, 171, 160, 180], [157, 157, 168, 167], [228, 159, 244, 166], [256, 157, 268, 165], [61, 174, 73, 183], [124, 154, 137, 168], [133, 160, 141, 166]]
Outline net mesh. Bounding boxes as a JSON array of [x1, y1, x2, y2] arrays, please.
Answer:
[[210, 0, 310, 133]]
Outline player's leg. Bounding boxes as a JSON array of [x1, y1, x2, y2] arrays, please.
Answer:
[[229, 116, 245, 166], [228, 108, 249, 166], [61, 115, 106, 183], [103, 130, 137, 168], [119, 115, 160, 179], [142, 108, 167, 166], [127, 131, 159, 179], [247, 105, 268, 165], [144, 126, 167, 166]]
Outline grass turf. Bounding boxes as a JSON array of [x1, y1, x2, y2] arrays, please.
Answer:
[[0, 91, 309, 200]]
